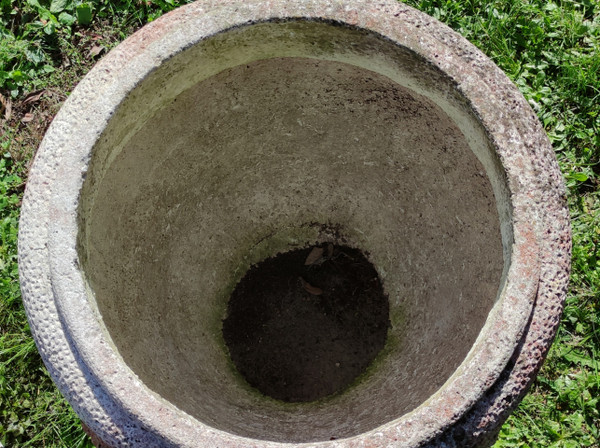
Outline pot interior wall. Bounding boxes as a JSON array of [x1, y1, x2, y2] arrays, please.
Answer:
[[78, 21, 507, 443]]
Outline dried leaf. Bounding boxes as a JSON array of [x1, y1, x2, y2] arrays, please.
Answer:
[[88, 45, 105, 58], [0, 93, 12, 121], [23, 90, 45, 105], [327, 243, 334, 258], [304, 246, 324, 265], [22, 113, 34, 123], [300, 277, 323, 296]]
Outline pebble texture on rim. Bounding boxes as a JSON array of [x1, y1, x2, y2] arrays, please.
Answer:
[[18, 1, 570, 447]]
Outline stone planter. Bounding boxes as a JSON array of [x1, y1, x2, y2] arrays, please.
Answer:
[[18, 1, 570, 447]]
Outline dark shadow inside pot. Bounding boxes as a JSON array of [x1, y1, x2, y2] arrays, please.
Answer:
[[223, 244, 390, 403]]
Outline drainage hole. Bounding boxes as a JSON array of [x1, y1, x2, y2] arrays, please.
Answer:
[[222, 244, 390, 402]]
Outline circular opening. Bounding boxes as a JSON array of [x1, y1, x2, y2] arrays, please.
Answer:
[[76, 20, 511, 443], [223, 244, 390, 402]]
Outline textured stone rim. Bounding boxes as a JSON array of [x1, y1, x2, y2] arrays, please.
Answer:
[[18, 1, 570, 447]]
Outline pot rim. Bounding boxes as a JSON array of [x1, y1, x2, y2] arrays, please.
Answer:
[[19, 1, 567, 446]]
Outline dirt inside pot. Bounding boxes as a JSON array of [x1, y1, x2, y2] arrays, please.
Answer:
[[223, 245, 390, 403]]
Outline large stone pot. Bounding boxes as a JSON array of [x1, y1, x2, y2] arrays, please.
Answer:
[[18, 1, 570, 447]]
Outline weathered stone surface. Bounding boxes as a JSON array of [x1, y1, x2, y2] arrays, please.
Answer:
[[19, 1, 570, 447]]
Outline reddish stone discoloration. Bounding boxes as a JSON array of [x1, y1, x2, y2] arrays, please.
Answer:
[[83, 423, 117, 448]]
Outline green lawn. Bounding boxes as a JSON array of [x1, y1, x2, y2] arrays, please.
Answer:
[[1, 0, 598, 446]]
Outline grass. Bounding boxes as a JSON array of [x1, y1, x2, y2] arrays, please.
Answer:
[[1, 0, 598, 446]]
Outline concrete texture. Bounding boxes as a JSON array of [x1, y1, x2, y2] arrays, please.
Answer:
[[18, 1, 570, 447]]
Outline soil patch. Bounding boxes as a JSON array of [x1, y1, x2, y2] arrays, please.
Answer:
[[222, 244, 390, 402]]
